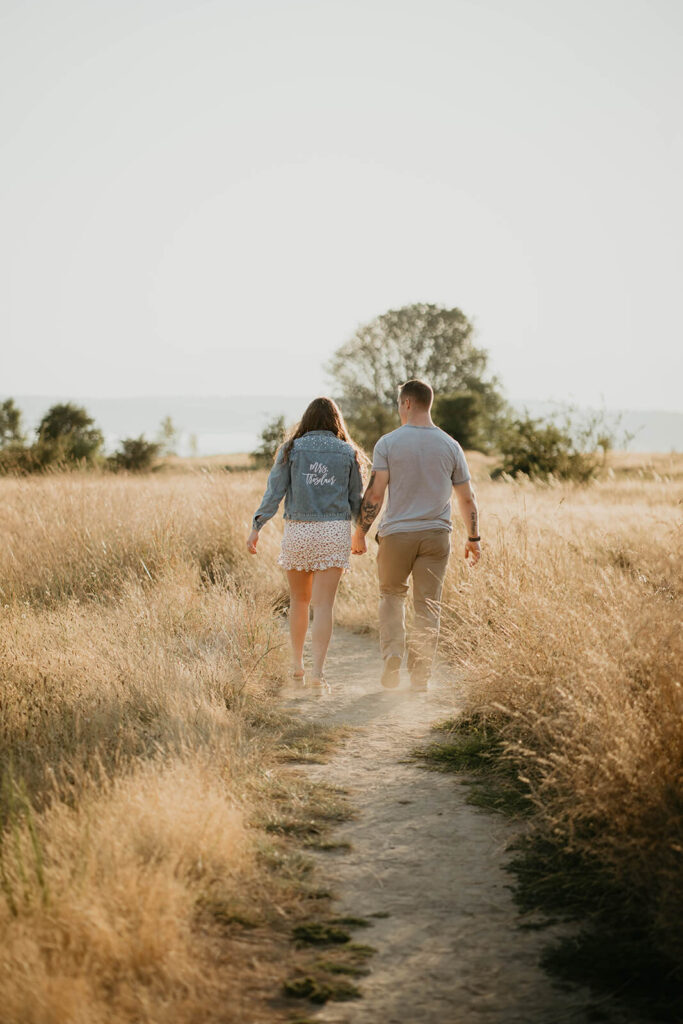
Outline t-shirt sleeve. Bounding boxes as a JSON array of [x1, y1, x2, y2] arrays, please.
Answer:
[[372, 437, 389, 472], [451, 441, 471, 485]]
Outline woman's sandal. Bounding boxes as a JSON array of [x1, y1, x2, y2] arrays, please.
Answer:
[[291, 668, 305, 682]]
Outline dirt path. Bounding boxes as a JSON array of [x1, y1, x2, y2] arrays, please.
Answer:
[[280, 628, 640, 1024]]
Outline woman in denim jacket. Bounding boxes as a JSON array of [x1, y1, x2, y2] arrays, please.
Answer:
[[246, 397, 366, 688]]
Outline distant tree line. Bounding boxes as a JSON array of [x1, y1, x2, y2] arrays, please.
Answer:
[[3, 303, 622, 483], [0, 399, 179, 474], [254, 302, 623, 482]]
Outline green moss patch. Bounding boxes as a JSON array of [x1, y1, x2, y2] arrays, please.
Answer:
[[415, 714, 532, 817], [283, 975, 360, 1003]]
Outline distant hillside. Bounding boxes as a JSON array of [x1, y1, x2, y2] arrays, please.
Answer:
[[4, 394, 682, 454]]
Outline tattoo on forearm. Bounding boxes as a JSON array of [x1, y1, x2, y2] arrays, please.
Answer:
[[358, 473, 380, 533], [469, 507, 478, 537], [360, 499, 381, 532]]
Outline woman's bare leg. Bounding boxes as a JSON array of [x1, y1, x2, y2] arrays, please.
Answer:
[[287, 569, 313, 674], [310, 567, 344, 681]]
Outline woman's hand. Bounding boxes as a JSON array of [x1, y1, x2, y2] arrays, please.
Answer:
[[351, 526, 367, 555], [246, 528, 259, 555]]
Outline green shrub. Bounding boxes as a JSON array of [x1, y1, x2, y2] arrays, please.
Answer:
[[0, 399, 32, 473], [0, 398, 26, 448], [0, 444, 38, 475], [36, 403, 104, 467], [251, 414, 287, 467], [495, 413, 612, 482], [108, 436, 162, 472]]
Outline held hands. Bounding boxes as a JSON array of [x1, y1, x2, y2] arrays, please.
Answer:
[[464, 539, 481, 565], [351, 526, 367, 555], [246, 528, 259, 555]]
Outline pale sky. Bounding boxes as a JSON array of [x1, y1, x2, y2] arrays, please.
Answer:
[[1, 0, 681, 410]]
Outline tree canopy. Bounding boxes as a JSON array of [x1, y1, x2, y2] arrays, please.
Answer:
[[327, 303, 504, 450], [432, 391, 489, 452], [0, 398, 25, 448], [36, 402, 104, 464]]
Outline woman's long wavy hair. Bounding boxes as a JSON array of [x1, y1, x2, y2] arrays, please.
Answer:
[[280, 397, 369, 474]]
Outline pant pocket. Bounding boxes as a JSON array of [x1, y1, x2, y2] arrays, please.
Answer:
[[421, 531, 451, 557]]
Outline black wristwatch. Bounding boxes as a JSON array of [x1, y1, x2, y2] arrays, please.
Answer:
[[468, 536, 481, 542]]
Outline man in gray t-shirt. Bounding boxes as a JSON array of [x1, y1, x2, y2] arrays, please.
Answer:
[[372, 423, 471, 536], [351, 379, 481, 690]]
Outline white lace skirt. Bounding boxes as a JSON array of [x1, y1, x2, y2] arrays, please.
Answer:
[[277, 519, 351, 572]]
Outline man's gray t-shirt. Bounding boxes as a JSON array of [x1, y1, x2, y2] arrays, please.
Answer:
[[372, 425, 470, 537]]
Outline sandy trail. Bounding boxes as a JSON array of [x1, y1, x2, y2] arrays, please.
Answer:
[[280, 628, 641, 1024]]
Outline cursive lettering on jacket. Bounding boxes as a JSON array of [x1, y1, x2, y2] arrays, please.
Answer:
[[304, 461, 336, 486]]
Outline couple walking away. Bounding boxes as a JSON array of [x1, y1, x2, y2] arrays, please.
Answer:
[[246, 379, 481, 689]]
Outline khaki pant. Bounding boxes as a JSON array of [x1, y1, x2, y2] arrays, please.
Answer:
[[376, 528, 451, 682]]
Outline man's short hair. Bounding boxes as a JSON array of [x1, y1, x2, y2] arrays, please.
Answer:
[[398, 379, 433, 409]]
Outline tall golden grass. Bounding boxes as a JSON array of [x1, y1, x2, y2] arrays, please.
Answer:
[[0, 469, 283, 605], [271, 453, 682, 969], [1, 457, 681, 1017], [0, 469, 311, 1023], [345, 466, 683, 965], [335, 459, 682, 963]]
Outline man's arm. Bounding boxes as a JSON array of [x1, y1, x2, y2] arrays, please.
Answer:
[[351, 469, 389, 553], [453, 479, 481, 564], [358, 469, 389, 533]]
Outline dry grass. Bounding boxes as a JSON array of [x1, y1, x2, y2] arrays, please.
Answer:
[[160, 451, 256, 473], [2, 455, 681, 1016], [336, 459, 683, 967], [0, 565, 284, 813], [0, 756, 251, 1024], [604, 449, 683, 481], [435, 471, 682, 966], [0, 467, 333, 1022], [0, 469, 284, 606]]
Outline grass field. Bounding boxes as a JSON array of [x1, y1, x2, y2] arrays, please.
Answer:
[[334, 450, 682, 1005], [0, 452, 680, 1019], [0, 467, 350, 1022]]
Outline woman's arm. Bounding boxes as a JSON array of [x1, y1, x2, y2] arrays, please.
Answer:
[[348, 454, 364, 522], [246, 447, 291, 554]]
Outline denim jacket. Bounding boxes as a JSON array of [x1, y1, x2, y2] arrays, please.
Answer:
[[252, 431, 363, 531]]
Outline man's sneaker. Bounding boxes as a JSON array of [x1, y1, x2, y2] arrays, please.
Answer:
[[410, 676, 429, 692], [381, 655, 402, 689]]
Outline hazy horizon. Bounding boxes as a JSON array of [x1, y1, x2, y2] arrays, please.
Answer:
[[5, 389, 683, 416], [5, 392, 682, 454], [2, 0, 682, 412]]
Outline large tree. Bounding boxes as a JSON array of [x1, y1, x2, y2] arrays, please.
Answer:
[[327, 303, 504, 450]]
